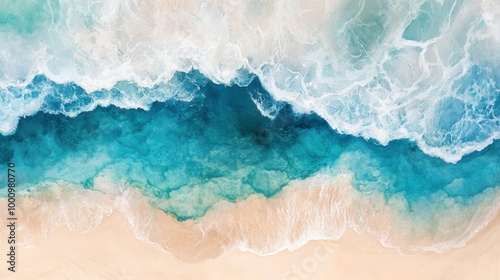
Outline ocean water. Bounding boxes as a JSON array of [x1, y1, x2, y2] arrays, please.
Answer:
[[0, 0, 499, 253], [1, 72, 499, 224]]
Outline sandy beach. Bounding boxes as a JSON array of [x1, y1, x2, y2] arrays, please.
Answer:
[[0, 174, 498, 280], [0, 210, 498, 280]]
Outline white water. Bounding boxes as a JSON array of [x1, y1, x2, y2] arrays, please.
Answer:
[[0, 0, 499, 162]]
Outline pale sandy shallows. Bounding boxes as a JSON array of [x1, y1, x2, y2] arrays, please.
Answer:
[[0, 210, 498, 279]]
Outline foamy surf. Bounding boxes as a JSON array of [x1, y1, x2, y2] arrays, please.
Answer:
[[0, 76, 499, 264], [1, 0, 499, 162], [0, 1, 499, 278]]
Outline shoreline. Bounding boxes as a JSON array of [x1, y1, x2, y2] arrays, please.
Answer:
[[0, 174, 499, 279], [0, 210, 498, 279]]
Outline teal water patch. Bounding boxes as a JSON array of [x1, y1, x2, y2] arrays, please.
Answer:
[[334, 0, 390, 62], [424, 65, 500, 148], [0, 0, 58, 34], [403, 0, 460, 42], [0, 75, 499, 221], [0, 76, 344, 219]]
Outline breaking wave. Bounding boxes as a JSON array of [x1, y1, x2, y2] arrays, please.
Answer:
[[1, 0, 499, 162]]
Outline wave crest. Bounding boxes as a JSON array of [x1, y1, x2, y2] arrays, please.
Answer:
[[1, 0, 499, 162]]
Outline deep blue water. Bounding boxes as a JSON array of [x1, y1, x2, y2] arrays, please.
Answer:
[[0, 74, 499, 220]]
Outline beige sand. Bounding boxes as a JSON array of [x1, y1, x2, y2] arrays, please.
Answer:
[[0, 174, 498, 279], [0, 211, 498, 280]]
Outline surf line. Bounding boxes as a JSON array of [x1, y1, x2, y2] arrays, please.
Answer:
[[6, 162, 16, 273]]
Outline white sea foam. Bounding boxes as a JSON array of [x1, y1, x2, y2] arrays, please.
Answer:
[[0, 0, 499, 162]]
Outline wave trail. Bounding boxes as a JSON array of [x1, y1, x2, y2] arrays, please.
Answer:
[[1, 0, 499, 162]]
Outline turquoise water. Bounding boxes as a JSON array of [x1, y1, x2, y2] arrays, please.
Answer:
[[0, 0, 56, 34], [0, 0, 499, 250], [1, 0, 498, 165], [1, 73, 499, 221]]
